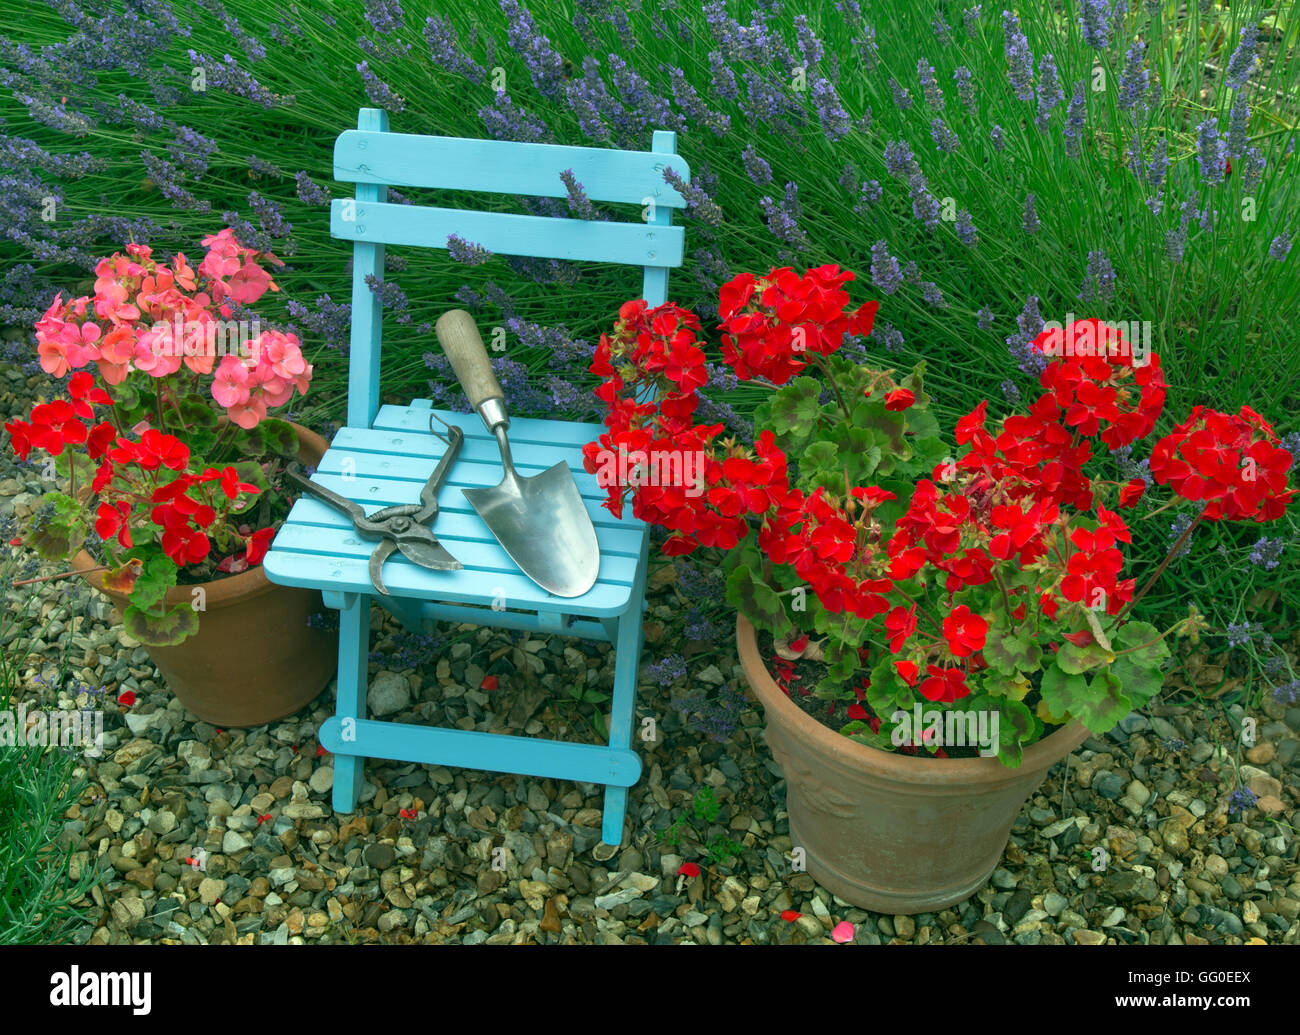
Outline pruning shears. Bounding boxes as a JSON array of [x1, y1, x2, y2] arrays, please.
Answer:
[[285, 414, 463, 595]]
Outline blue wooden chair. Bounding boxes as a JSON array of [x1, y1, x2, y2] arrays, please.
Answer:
[[263, 108, 688, 847]]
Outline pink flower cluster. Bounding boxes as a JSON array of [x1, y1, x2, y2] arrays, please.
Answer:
[[34, 229, 310, 428]]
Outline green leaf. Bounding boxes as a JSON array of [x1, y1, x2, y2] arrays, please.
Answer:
[[1040, 663, 1088, 718], [259, 417, 299, 458], [1110, 656, 1164, 706], [1113, 620, 1171, 667], [725, 564, 786, 636], [762, 376, 824, 445], [897, 361, 932, 410], [122, 603, 199, 646], [230, 423, 267, 459], [984, 628, 1042, 675], [1056, 640, 1113, 674], [1079, 670, 1133, 733], [176, 393, 219, 428], [129, 553, 178, 612], [26, 492, 86, 560]]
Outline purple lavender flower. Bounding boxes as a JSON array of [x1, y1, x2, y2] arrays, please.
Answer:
[[1195, 117, 1226, 185], [356, 60, 404, 112], [742, 145, 773, 187], [248, 190, 292, 239], [1249, 536, 1284, 570], [1001, 379, 1021, 404], [1227, 786, 1258, 816], [559, 169, 600, 220], [977, 307, 995, 329], [645, 654, 687, 686], [888, 77, 913, 110], [1147, 136, 1169, 189], [447, 234, 492, 265], [921, 281, 947, 308], [423, 16, 485, 83], [760, 182, 809, 250], [870, 240, 904, 294], [1078, 250, 1117, 304], [363, 0, 404, 34], [812, 78, 851, 140], [1224, 24, 1260, 91], [990, 124, 1006, 150], [247, 154, 285, 178], [1002, 11, 1034, 102], [479, 91, 549, 143], [1168, 509, 1197, 554], [663, 166, 723, 228], [1273, 679, 1300, 705], [933, 13, 952, 44], [1079, 0, 1112, 48], [1022, 192, 1040, 235], [708, 51, 739, 100], [963, 6, 983, 36], [1226, 97, 1250, 159], [793, 14, 824, 69], [295, 171, 331, 205], [1007, 295, 1047, 374], [856, 23, 880, 70], [909, 175, 941, 231], [1281, 431, 1300, 466], [1118, 41, 1149, 118], [364, 274, 411, 324], [883, 140, 919, 178], [875, 322, 905, 352], [1242, 147, 1266, 193], [1063, 81, 1087, 158], [1035, 53, 1064, 130], [953, 66, 976, 114], [500, 0, 565, 99], [930, 118, 960, 153], [1271, 232, 1294, 261], [918, 59, 943, 107], [956, 209, 978, 247]]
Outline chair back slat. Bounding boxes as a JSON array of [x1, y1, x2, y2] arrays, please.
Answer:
[[335, 109, 685, 428], [331, 201, 684, 267], [334, 130, 690, 207]]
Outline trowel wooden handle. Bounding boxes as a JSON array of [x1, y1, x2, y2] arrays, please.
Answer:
[[436, 310, 504, 416]]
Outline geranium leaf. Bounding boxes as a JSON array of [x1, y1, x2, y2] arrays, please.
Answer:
[[984, 628, 1042, 675], [1056, 639, 1113, 674], [1113, 620, 1170, 667], [98, 557, 144, 594], [26, 492, 86, 560], [259, 417, 299, 458], [725, 564, 786, 636], [123, 603, 199, 647]]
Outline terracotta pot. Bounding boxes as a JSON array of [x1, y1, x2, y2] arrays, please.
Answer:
[[71, 422, 337, 728], [737, 614, 1091, 914]]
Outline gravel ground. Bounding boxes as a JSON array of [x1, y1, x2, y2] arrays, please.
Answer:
[[2, 360, 1298, 945]]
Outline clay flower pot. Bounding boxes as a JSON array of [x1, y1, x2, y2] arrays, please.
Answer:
[[737, 613, 1091, 914], [71, 422, 337, 728]]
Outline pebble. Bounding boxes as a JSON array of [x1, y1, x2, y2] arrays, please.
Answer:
[[309, 767, 334, 794], [368, 671, 411, 716]]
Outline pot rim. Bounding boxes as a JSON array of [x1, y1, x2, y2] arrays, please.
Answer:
[[737, 612, 1092, 788], [70, 420, 328, 613]]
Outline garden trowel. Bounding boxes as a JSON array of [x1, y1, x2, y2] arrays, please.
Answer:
[[435, 309, 600, 598]]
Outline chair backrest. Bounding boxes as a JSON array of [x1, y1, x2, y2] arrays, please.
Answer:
[[331, 108, 691, 428]]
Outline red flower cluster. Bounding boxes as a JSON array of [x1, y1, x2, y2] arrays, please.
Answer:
[[759, 485, 896, 619], [5, 372, 114, 460], [1149, 405, 1295, 521], [583, 300, 799, 554], [1032, 319, 1167, 449], [719, 265, 878, 385], [1058, 506, 1135, 614]]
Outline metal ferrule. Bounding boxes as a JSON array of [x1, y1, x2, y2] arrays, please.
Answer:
[[478, 396, 510, 433]]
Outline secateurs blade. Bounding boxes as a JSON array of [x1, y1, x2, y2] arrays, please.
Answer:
[[285, 414, 464, 595]]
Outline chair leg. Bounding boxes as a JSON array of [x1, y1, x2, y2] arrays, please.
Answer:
[[331, 592, 370, 814], [600, 538, 649, 846]]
